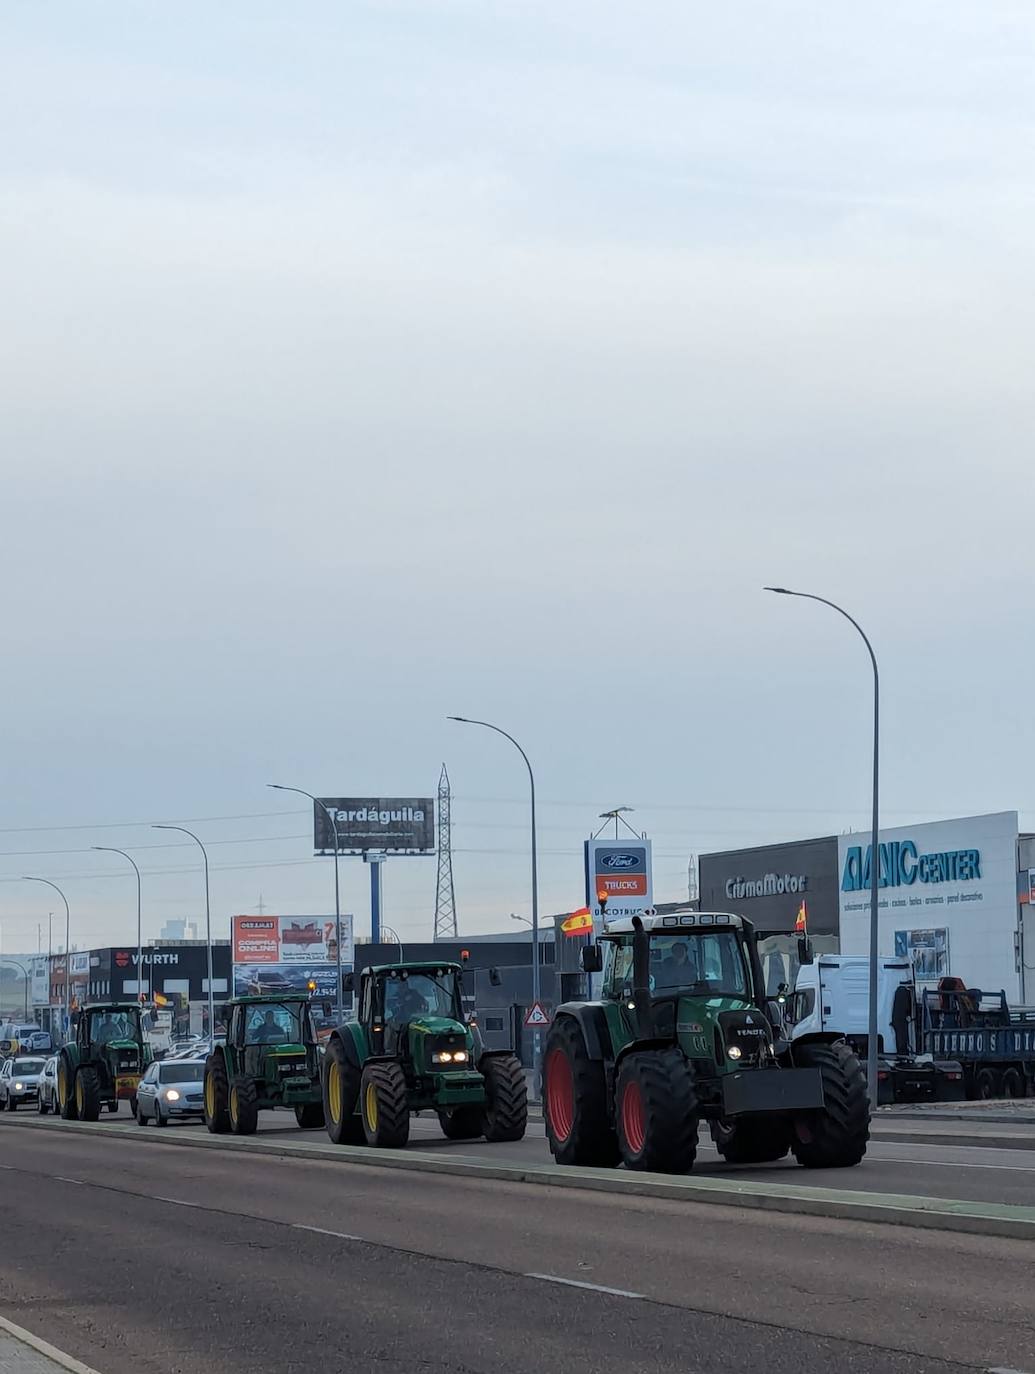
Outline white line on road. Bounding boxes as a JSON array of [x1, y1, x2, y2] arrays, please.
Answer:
[[525, 1273, 644, 1300], [293, 1223, 362, 1241], [878, 1157, 1035, 1173], [53, 1177, 83, 1186], [987, 1366, 1034, 1373], [153, 1196, 200, 1208]]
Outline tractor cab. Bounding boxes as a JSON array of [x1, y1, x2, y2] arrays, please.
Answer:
[[358, 963, 470, 1067]]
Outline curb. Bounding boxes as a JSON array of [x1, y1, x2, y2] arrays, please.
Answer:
[[6, 1116, 1035, 1243], [0, 1315, 104, 1374], [869, 1128, 1035, 1153]]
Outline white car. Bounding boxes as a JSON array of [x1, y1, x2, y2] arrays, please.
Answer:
[[135, 1059, 206, 1126], [0, 1023, 51, 1055], [36, 1056, 59, 1114], [0, 1055, 47, 1111]]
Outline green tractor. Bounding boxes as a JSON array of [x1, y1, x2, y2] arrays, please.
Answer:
[[322, 961, 527, 1148], [545, 911, 869, 1173], [56, 1003, 152, 1122], [203, 994, 325, 1136]]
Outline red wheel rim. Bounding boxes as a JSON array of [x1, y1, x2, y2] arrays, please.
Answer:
[[546, 1048, 574, 1142], [620, 1079, 646, 1155]]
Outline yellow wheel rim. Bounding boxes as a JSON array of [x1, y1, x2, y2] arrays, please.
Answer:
[[57, 1064, 68, 1106], [75, 1077, 84, 1114], [205, 1076, 214, 1116], [229, 1086, 239, 1126], [364, 1081, 378, 1131], [328, 1064, 342, 1124]]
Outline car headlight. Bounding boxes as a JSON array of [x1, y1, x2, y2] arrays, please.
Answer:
[[727, 1046, 742, 1061], [165, 1089, 181, 1101], [14, 1082, 24, 1090]]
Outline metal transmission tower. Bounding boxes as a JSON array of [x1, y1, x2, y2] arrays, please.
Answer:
[[434, 763, 458, 940]]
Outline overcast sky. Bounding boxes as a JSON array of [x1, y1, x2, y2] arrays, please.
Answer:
[[2, 2, 1034, 955]]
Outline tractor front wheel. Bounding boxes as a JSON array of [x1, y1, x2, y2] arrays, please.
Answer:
[[616, 1049, 699, 1174], [75, 1067, 102, 1123], [360, 1062, 410, 1148], [57, 1057, 78, 1121], [481, 1054, 527, 1143], [544, 1016, 619, 1168], [204, 1055, 230, 1134], [790, 1041, 869, 1169], [229, 1076, 259, 1136], [323, 1038, 364, 1145], [711, 1117, 791, 1164], [295, 1102, 325, 1129], [438, 1105, 483, 1140]]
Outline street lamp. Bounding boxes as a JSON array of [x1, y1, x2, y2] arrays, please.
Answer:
[[22, 878, 71, 1034], [92, 848, 145, 1006], [448, 716, 541, 1094], [380, 925, 405, 964], [268, 784, 345, 1022], [153, 825, 214, 1048], [764, 586, 880, 1099]]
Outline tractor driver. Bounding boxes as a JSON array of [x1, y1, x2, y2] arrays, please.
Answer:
[[250, 1009, 286, 1044], [658, 940, 699, 989], [94, 1014, 120, 1045]]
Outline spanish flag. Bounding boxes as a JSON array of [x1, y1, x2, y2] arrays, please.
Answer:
[[153, 991, 169, 1008], [795, 900, 808, 934], [561, 907, 594, 937]]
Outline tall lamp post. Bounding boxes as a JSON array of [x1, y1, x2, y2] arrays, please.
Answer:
[[448, 716, 541, 1095], [153, 825, 214, 1048], [268, 785, 345, 1022], [764, 586, 880, 1099], [92, 847, 145, 1006], [22, 877, 71, 1035]]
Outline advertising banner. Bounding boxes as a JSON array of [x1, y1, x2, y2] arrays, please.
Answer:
[[231, 915, 354, 968], [584, 839, 653, 921], [30, 957, 49, 1006], [69, 953, 90, 977], [894, 927, 950, 983], [313, 798, 435, 854], [232, 963, 341, 1000]]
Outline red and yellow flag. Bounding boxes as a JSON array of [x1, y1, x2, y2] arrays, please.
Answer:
[[153, 991, 169, 1008], [561, 907, 593, 937], [795, 899, 808, 934]]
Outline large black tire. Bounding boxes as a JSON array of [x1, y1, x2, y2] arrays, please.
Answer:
[[544, 1015, 619, 1167], [481, 1054, 528, 1143], [438, 1105, 484, 1140], [204, 1054, 230, 1134], [295, 1101, 325, 1129], [790, 1041, 870, 1169], [323, 1037, 365, 1145], [75, 1067, 102, 1123], [7, 1097, 16, 1113], [38, 1092, 50, 1116], [154, 1103, 168, 1127], [615, 1048, 699, 1173], [1002, 1067, 1026, 1100], [975, 1067, 999, 1101], [360, 1062, 410, 1148], [711, 1117, 791, 1164], [57, 1056, 78, 1121], [229, 1076, 259, 1136]]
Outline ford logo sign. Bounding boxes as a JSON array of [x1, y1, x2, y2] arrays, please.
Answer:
[[599, 853, 639, 869]]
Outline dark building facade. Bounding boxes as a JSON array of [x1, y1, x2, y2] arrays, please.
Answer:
[[698, 836, 840, 936]]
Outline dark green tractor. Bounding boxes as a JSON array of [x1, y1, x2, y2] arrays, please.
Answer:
[[203, 994, 325, 1136], [56, 1004, 151, 1121], [322, 961, 527, 1148], [545, 912, 869, 1173]]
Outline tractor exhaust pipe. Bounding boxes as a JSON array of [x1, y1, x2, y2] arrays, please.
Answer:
[[631, 916, 654, 1040]]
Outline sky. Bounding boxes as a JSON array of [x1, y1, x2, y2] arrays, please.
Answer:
[[2, 1, 1035, 956]]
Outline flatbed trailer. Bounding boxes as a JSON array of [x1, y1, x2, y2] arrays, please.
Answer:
[[920, 985, 1035, 1099]]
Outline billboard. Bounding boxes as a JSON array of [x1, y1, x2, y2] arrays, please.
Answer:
[[232, 963, 341, 1000], [699, 836, 840, 934], [584, 839, 653, 921], [894, 927, 950, 983], [30, 957, 49, 1007], [314, 798, 435, 854], [232, 915, 354, 967]]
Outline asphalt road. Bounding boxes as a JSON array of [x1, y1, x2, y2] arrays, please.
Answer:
[[2, 1123, 1034, 1374], [50, 1102, 1035, 1207]]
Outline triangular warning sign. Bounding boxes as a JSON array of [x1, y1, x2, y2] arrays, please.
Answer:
[[524, 1001, 550, 1027]]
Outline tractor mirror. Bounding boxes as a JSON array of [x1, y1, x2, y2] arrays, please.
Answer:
[[796, 937, 813, 966], [580, 945, 603, 974], [342, 973, 354, 994], [488, 967, 501, 987]]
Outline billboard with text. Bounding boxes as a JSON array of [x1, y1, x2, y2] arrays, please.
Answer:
[[314, 798, 435, 854], [231, 915, 354, 967]]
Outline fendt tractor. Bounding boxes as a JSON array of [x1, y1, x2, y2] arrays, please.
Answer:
[[321, 961, 527, 1148], [203, 994, 325, 1135], [56, 1003, 152, 1121], [544, 911, 870, 1173]]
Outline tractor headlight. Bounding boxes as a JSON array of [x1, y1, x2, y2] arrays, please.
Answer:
[[432, 1051, 454, 1064], [165, 1089, 181, 1101], [727, 1046, 742, 1061], [452, 1050, 468, 1063]]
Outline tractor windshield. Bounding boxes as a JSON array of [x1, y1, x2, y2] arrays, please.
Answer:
[[382, 973, 460, 1025], [243, 1003, 312, 1046], [651, 932, 750, 998], [88, 1010, 140, 1044]]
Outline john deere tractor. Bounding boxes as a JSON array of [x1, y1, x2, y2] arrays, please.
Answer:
[[322, 961, 527, 1148], [203, 994, 325, 1136], [56, 1003, 151, 1121], [545, 911, 869, 1173]]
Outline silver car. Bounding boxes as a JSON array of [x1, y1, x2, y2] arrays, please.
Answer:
[[135, 1059, 206, 1126], [0, 1055, 47, 1111], [36, 1056, 59, 1114]]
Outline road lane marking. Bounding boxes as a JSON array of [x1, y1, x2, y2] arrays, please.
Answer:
[[988, 1367, 1034, 1373], [153, 1196, 200, 1208], [293, 1223, 362, 1241], [525, 1273, 644, 1299], [54, 1177, 83, 1185], [878, 1157, 1035, 1173]]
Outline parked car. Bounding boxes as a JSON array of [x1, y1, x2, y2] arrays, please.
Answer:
[[135, 1059, 206, 1126], [36, 1056, 58, 1114], [0, 1055, 47, 1110]]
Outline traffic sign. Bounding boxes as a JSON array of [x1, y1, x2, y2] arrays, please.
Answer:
[[524, 1001, 550, 1028]]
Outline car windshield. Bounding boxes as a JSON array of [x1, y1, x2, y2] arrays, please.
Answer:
[[88, 1010, 138, 1043], [159, 1063, 204, 1084], [14, 1059, 45, 1075], [244, 1003, 308, 1045], [383, 972, 458, 1022]]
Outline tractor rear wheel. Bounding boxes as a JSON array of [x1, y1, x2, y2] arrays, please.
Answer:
[[544, 1016, 619, 1167], [360, 1062, 410, 1148], [204, 1055, 231, 1134], [438, 1105, 483, 1139], [229, 1076, 259, 1136], [323, 1038, 364, 1145], [481, 1054, 528, 1143], [295, 1102, 325, 1129], [711, 1117, 791, 1164], [790, 1041, 869, 1169], [57, 1057, 78, 1121], [75, 1067, 102, 1123], [616, 1049, 698, 1173]]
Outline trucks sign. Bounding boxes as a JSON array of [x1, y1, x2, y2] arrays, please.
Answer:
[[584, 839, 654, 920]]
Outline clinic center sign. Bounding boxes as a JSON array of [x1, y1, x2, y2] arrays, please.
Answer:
[[585, 839, 653, 919]]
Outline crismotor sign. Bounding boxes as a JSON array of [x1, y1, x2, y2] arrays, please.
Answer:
[[584, 839, 654, 919]]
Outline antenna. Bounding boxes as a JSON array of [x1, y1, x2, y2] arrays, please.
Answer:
[[434, 763, 458, 940]]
